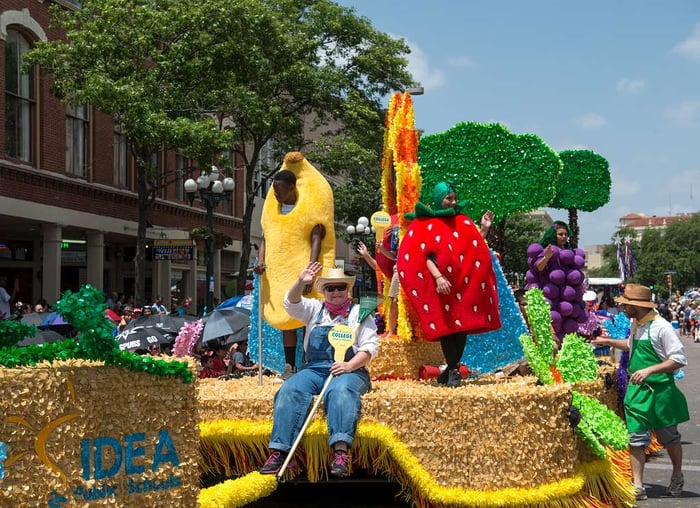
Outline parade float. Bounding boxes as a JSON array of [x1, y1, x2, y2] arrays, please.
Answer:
[[0, 93, 633, 507]]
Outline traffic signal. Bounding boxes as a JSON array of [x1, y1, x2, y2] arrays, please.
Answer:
[[666, 274, 672, 287]]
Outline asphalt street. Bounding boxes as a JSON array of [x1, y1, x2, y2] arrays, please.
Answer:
[[636, 328, 700, 506]]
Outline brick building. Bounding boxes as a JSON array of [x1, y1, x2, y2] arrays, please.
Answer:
[[0, 0, 252, 312]]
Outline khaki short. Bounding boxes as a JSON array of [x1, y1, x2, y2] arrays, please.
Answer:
[[389, 266, 399, 298]]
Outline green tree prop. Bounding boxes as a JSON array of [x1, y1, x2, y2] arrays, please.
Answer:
[[418, 122, 562, 253], [519, 288, 629, 457], [551, 150, 611, 248]]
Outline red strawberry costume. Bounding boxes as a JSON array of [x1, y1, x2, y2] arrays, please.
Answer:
[[397, 201, 500, 342]]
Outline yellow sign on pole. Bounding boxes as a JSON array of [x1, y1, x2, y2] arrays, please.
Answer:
[[370, 211, 391, 241]]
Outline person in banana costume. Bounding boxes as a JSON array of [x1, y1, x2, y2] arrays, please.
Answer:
[[255, 152, 336, 375]]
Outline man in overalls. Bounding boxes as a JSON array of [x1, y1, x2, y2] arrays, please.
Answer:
[[593, 283, 688, 501], [260, 262, 379, 478]]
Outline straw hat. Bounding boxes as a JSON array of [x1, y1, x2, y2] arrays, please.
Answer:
[[614, 283, 656, 308], [314, 267, 355, 292]]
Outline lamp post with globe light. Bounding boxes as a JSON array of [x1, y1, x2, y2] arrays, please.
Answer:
[[184, 166, 235, 314], [346, 216, 375, 297]]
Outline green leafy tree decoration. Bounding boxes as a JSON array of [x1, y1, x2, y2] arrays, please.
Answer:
[[418, 122, 562, 253], [551, 150, 611, 248]]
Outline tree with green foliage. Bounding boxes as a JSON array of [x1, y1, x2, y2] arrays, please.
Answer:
[[551, 150, 611, 248], [588, 227, 639, 279], [418, 122, 562, 254], [500, 214, 549, 286], [595, 215, 700, 295], [28, 0, 414, 299], [26, 0, 230, 305], [184, 0, 413, 293], [662, 213, 700, 291]]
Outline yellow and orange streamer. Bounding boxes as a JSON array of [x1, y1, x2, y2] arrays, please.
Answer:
[[380, 92, 422, 340]]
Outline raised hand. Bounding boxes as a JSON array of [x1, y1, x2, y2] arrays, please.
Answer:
[[300, 261, 322, 285]]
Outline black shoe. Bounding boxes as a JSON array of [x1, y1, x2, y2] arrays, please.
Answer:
[[447, 369, 461, 387], [330, 449, 350, 477], [436, 369, 449, 385], [260, 450, 288, 475]]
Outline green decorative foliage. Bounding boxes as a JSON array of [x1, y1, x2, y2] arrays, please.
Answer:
[[54, 285, 118, 361], [0, 284, 194, 384], [572, 391, 630, 457], [0, 321, 38, 349], [524, 288, 556, 361], [552, 150, 611, 212], [418, 122, 562, 222], [556, 334, 599, 383], [518, 333, 554, 385]]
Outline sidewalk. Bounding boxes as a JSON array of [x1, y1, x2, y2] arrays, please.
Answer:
[[636, 330, 700, 506]]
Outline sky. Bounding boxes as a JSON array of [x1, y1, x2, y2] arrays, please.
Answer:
[[336, 0, 700, 246]]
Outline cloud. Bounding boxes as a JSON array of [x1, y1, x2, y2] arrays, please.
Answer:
[[401, 37, 446, 90], [663, 100, 700, 127], [447, 56, 477, 68], [616, 78, 645, 94], [671, 22, 700, 60], [574, 113, 607, 129]]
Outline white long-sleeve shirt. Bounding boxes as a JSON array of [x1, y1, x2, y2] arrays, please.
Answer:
[[629, 316, 687, 370], [283, 294, 380, 360]]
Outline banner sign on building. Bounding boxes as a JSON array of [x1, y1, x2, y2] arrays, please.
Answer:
[[153, 240, 193, 261]]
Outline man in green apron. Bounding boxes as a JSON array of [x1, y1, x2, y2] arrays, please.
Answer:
[[591, 283, 689, 501]]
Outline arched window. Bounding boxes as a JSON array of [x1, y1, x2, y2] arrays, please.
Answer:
[[4, 29, 35, 162]]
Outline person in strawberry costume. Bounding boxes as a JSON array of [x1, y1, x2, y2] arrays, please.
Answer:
[[397, 182, 501, 387]]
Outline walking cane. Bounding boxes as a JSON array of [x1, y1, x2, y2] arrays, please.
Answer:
[[276, 294, 382, 480], [257, 272, 264, 386]]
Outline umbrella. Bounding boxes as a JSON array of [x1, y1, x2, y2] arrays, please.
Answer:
[[39, 312, 73, 336], [17, 329, 66, 347], [105, 309, 121, 323], [128, 314, 198, 337], [116, 326, 172, 352], [202, 307, 250, 343], [21, 312, 51, 326]]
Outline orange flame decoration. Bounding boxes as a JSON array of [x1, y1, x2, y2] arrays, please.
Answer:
[[380, 92, 422, 340]]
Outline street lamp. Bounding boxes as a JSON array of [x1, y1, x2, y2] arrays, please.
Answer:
[[405, 86, 424, 96], [184, 166, 235, 314], [346, 216, 375, 296]]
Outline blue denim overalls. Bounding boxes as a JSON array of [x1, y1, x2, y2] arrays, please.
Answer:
[[269, 305, 372, 452]]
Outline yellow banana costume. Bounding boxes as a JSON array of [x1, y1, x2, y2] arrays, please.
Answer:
[[260, 152, 336, 330]]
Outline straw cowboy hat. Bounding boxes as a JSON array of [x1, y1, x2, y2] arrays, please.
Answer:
[[614, 283, 656, 308], [314, 267, 355, 292]]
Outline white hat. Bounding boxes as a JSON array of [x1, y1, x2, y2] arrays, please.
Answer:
[[314, 267, 355, 292], [582, 290, 597, 302]]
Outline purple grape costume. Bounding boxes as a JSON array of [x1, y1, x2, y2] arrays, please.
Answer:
[[524, 225, 588, 341]]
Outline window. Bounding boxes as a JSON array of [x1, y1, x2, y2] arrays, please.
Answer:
[[4, 30, 35, 162], [113, 120, 129, 187], [66, 104, 89, 177]]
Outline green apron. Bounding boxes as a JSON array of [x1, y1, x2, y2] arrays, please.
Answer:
[[624, 322, 689, 432]]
